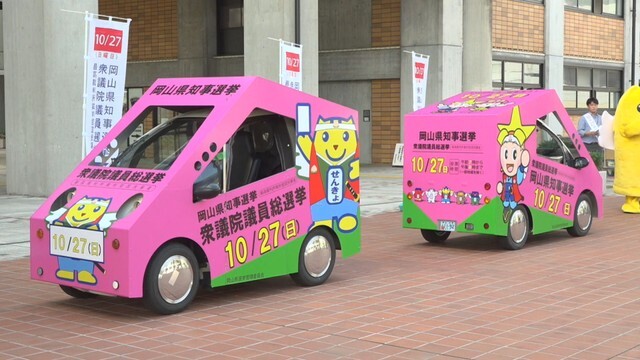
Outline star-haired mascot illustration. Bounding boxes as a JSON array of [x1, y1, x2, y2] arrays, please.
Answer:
[[612, 86, 640, 213], [496, 106, 535, 222], [46, 196, 117, 285], [296, 105, 360, 232]]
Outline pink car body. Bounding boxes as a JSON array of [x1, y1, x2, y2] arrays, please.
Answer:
[[31, 76, 361, 313], [403, 90, 603, 249]]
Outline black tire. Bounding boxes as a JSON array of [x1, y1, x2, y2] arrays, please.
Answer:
[[567, 194, 593, 237], [291, 227, 336, 287], [420, 229, 450, 243], [59, 285, 97, 299], [143, 243, 199, 315], [499, 205, 530, 250]]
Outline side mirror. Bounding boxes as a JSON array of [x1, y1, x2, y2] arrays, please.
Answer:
[[572, 156, 590, 169], [193, 162, 222, 202]]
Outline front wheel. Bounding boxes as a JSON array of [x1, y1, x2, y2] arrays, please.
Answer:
[[567, 194, 593, 237], [420, 229, 450, 243], [499, 205, 530, 250], [143, 243, 199, 315], [291, 227, 336, 286]]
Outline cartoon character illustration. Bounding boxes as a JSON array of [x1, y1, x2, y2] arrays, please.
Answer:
[[455, 191, 468, 205], [45, 196, 117, 285], [410, 187, 425, 202], [496, 106, 535, 222], [425, 188, 439, 203], [612, 86, 640, 213], [469, 99, 511, 112], [469, 191, 483, 205], [435, 100, 475, 113], [440, 187, 453, 204], [298, 116, 360, 232]]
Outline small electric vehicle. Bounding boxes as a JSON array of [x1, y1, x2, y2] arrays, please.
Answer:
[[403, 90, 603, 250], [31, 77, 361, 314]]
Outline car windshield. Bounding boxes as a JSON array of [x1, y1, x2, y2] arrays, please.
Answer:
[[109, 117, 205, 170], [91, 107, 212, 170]]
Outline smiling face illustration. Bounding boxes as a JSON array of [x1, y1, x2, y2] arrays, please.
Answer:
[[314, 118, 358, 165], [500, 141, 524, 177], [64, 197, 112, 228]]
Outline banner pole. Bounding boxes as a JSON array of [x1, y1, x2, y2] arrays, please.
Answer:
[[81, 12, 90, 158]]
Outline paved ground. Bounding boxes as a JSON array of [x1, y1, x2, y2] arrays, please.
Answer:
[[3, 148, 640, 359]]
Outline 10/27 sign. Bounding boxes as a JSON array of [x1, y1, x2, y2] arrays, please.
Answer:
[[94, 27, 123, 53]]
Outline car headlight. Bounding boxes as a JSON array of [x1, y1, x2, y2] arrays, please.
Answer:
[[116, 193, 143, 219], [49, 188, 77, 212]]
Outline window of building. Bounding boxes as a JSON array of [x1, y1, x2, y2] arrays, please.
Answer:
[[563, 66, 622, 111], [565, 0, 622, 16], [492, 60, 543, 90], [217, 0, 244, 56]]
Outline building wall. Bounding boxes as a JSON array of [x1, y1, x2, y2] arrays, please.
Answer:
[[319, 81, 372, 164], [318, 0, 371, 50], [565, 11, 624, 61], [371, 0, 400, 48], [492, 0, 544, 54], [99, 0, 178, 61], [370, 0, 400, 164], [371, 79, 400, 164]]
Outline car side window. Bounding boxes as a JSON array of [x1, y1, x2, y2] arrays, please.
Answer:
[[192, 110, 295, 202], [226, 114, 295, 191], [536, 112, 581, 167]]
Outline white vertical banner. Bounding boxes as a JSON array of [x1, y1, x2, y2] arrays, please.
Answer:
[[83, 14, 131, 157], [412, 52, 429, 111], [279, 40, 303, 91]]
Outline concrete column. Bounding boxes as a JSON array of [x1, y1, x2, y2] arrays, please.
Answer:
[[300, 1, 318, 95], [1, 6, 4, 136], [401, 0, 463, 139], [177, 0, 208, 77], [462, 0, 492, 91], [244, 0, 319, 95], [544, 0, 564, 95], [4, 0, 97, 196], [624, 0, 639, 88]]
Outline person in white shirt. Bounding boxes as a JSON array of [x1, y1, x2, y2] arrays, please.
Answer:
[[577, 97, 604, 167]]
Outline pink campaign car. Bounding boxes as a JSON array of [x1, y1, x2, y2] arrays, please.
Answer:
[[31, 77, 361, 314], [403, 90, 603, 250]]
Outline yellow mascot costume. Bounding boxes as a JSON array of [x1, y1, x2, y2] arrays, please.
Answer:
[[613, 85, 640, 213]]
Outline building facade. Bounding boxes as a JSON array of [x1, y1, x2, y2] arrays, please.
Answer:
[[2, 0, 638, 195]]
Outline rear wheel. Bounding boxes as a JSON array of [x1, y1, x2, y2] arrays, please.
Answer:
[[567, 194, 593, 237], [143, 243, 199, 315], [59, 285, 97, 299], [420, 230, 450, 243], [291, 227, 336, 286], [500, 205, 529, 250]]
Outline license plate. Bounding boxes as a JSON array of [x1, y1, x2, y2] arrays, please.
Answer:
[[49, 225, 104, 262], [438, 220, 457, 232]]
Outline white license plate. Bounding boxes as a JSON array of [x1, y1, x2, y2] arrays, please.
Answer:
[[49, 225, 104, 262], [438, 220, 457, 232]]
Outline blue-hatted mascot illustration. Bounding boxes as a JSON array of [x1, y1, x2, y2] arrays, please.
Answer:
[[46, 196, 117, 285], [297, 107, 360, 232]]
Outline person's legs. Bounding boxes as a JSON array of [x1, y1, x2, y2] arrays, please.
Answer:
[[585, 143, 604, 168]]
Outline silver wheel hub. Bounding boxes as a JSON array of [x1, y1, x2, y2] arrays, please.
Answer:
[[509, 209, 527, 244], [576, 200, 592, 230], [303, 235, 332, 278], [157, 255, 194, 304]]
